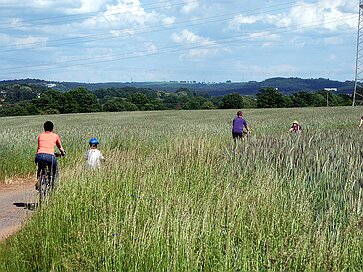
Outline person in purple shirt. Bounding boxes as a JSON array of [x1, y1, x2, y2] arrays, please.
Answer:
[[232, 111, 250, 142]]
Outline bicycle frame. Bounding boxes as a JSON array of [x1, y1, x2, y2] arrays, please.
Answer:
[[38, 162, 54, 205], [36, 152, 65, 205]]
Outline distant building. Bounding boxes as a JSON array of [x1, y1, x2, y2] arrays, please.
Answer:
[[324, 88, 337, 92]]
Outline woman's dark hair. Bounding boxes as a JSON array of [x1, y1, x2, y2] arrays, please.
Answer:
[[44, 121, 54, 132], [237, 111, 243, 116]]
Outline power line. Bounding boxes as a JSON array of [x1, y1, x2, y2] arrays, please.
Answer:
[[0, 15, 355, 77], [0, 0, 197, 29], [0, 1, 301, 52]]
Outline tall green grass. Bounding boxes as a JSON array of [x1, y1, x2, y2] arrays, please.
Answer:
[[0, 107, 362, 271]]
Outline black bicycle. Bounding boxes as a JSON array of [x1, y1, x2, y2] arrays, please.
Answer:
[[37, 152, 65, 204]]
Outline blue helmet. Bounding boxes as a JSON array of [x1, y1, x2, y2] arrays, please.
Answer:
[[89, 137, 99, 145]]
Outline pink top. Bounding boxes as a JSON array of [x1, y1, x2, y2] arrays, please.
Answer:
[[37, 132, 62, 154]]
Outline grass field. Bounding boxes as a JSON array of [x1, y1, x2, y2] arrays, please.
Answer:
[[0, 107, 362, 271]]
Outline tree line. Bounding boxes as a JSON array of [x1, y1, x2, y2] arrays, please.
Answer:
[[0, 84, 352, 117]]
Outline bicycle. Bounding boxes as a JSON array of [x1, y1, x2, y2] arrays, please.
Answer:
[[36, 152, 65, 205], [234, 129, 251, 143]]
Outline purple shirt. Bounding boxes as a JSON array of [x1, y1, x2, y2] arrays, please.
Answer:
[[232, 116, 247, 133]]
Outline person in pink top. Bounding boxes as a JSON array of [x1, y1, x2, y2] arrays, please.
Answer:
[[35, 121, 65, 189]]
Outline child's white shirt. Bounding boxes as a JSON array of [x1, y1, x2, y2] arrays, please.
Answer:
[[86, 149, 104, 168]]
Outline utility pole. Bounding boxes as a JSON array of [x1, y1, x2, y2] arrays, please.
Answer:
[[324, 88, 336, 107], [353, 0, 363, 106]]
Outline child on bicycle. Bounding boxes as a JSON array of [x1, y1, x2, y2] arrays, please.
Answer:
[[232, 111, 250, 142], [86, 138, 104, 169], [289, 120, 302, 133], [35, 121, 65, 190]]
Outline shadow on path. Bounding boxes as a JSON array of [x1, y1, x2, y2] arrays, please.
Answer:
[[13, 202, 37, 211]]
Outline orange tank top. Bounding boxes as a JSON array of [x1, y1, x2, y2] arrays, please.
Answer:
[[37, 132, 61, 155]]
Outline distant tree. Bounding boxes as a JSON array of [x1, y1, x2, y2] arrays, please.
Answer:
[[102, 98, 124, 112], [291, 92, 315, 107], [123, 101, 139, 111], [66, 87, 101, 113], [315, 90, 351, 107], [175, 88, 197, 97], [2, 84, 40, 103], [127, 93, 149, 110], [184, 96, 207, 110], [0, 103, 28, 116], [163, 94, 180, 109], [103, 98, 138, 111], [201, 101, 216, 109], [242, 96, 257, 108], [337, 94, 352, 106], [62, 92, 80, 113], [94, 87, 158, 102], [210, 96, 223, 108], [283, 95, 293, 108], [311, 92, 326, 107], [220, 93, 245, 109], [19, 101, 40, 115], [146, 99, 167, 110], [256, 88, 285, 108]]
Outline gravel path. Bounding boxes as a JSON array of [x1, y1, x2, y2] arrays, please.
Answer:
[[0, 181, 37, 241]]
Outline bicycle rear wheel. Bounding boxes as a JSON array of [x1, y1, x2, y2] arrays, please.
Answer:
[[39, 169, 50, 204]]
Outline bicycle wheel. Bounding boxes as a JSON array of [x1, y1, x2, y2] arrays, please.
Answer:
[[39, 168, 50, 204]]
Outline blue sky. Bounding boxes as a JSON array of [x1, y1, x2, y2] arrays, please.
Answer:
[[0, 0, 358, 83]]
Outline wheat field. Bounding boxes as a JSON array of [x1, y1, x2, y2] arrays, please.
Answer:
[[0, 107, 362, 271]]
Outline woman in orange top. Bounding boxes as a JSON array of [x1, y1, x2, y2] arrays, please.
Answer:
[[35, 121, 65, 189]]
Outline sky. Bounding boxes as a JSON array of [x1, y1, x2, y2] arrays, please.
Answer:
[[0, 0, 359, 83]]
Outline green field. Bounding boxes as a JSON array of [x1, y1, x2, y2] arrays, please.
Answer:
[[0, 107, 362, 271]]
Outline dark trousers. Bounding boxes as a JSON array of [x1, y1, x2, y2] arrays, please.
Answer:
[[35, 153, 58, 188]]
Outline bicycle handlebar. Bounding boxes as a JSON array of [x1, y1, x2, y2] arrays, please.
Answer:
[[54, 150, 66, 157]]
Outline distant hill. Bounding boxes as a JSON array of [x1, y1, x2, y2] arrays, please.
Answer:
[[0, 77, 354, 96]]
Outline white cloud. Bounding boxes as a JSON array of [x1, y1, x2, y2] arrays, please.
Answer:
[[228, 0, 357, 32], [0, 33, 48, 48], [130, 41, 158, 57], [110, 29, 135, 37], [162, 16, 176, 26], [228, 15, 262, 30], [64, 0, 110, 11], [81, 0, 160, 29], [15, 36, 48, 48], [276, 0, 357, 31], [180, 0, 199, 14], [248, 31, 280, 41], [144, 41, 158, 54], [0, 0, 83, 9], [171, 29, 219, 58], [0, 0, 357, 82]]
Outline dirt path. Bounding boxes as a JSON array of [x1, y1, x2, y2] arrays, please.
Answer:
[[0, 180, 37, 242]]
